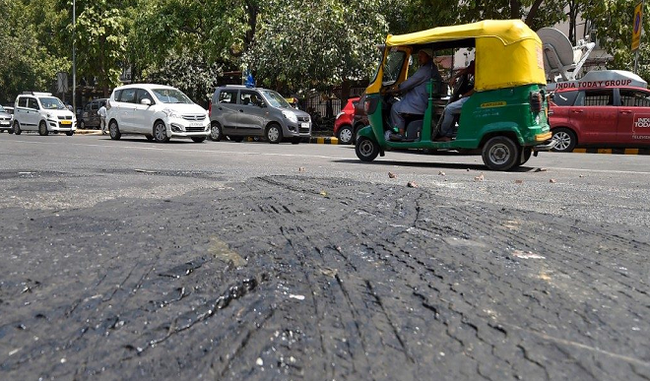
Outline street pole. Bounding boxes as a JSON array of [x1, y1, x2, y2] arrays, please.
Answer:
[[72, 0, 76, 113]]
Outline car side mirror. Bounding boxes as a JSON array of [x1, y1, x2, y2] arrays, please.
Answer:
[[141, 98, 151, 106], [260, 102, 266, 108]]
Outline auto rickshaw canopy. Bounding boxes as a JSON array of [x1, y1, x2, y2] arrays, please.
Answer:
[[385, 20, 546, 92]]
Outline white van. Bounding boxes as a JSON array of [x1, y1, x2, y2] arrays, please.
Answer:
[[13, 92, 77, 136], [106, 84, 210, 143]]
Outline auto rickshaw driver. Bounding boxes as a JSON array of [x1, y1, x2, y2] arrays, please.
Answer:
[[386, 48, 443, 141]]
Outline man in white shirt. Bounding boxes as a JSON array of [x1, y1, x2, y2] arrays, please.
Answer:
[[98, 103, 107, 134]]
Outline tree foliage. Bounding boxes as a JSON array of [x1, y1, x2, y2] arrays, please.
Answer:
[[242, 0, 388, 93]]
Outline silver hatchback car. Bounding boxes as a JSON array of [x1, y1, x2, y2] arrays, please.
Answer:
[[209, 85, 312, 144]]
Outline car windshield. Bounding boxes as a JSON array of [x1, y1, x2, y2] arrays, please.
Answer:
[[261, 90, 291, 108], [0, 105, 5, 113], [151, 88, 193, 104], [382, 50, 406, 86], [39, 97, 66, 110]]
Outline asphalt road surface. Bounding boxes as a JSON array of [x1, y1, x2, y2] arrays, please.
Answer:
[[1, 133, 649, 380]]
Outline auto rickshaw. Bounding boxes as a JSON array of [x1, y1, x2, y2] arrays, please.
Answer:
[[355, 19, 555, 170]]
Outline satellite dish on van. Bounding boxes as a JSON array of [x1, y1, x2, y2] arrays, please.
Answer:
[[537, 27, 595, 82]]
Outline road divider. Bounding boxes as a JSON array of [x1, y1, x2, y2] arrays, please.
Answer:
[[572, 148, 650, 155]]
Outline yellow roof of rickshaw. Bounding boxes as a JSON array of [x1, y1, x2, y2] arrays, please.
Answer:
[[386, 19, 539, 47]]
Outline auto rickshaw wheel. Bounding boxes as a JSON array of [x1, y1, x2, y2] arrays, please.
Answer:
[[355, 136, 379, 162], [482, 136, 519, 171]]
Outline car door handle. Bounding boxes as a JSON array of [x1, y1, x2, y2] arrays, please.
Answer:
[[570, 110, 584, 114], [619, 110, 632, 114]]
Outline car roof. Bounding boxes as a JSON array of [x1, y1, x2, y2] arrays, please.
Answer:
[[114, 83, 177, 91], [555, 85, 649, 93]]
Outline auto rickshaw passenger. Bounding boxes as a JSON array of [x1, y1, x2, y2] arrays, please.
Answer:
[[437, 60, 475, 141], [389, 48, 442, 141]]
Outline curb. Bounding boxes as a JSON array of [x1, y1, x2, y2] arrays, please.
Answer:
[[309, 136, 339, 144], [572, 148, 650, 155]]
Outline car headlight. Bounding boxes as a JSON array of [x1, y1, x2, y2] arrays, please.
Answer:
[[162, 109, 181, 119], [282, 110, 298, 123]]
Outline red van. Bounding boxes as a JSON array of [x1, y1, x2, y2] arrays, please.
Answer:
[[333, 97, 359, 144], [549, 85, 650, 152]]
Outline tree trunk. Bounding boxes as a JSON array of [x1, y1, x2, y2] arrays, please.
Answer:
[[510, 0, 520, 19], [524, 0, 545, 26]]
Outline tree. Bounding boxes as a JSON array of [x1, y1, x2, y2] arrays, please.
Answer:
[[243, 0, 389, 96], [0, 0, 69, 103]]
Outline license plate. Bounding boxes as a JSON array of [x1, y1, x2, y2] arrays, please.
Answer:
[[301, 122, 309, 128], [189, 122, 203, 127], [61, 120, 72, 125], [0, 122, 9, 126]]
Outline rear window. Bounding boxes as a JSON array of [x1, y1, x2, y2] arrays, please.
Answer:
[[552, 91, 578, 106], [620, 89, 650, 107]]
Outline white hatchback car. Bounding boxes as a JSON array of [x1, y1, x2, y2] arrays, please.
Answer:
[[106, 84, 210, 142], [13, 92, 76, 136]]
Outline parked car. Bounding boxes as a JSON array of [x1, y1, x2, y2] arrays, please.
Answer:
[[13, 92, 76, 136], [0, 105, 13, 133], [106, 84, 210, 143], [549, 85, 650, 152], [79, 98, 108, 129], [333, 97, 359, 144], [209, 85, 312, 144]]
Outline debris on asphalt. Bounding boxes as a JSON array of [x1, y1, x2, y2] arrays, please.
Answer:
[[474, 174, 485, 182], [514, 179, 523, 184], [134, 169, 158, 174], [438, 171, 445, 176], [512, 250, 545, 259], [549, 179, 557, 183], [319, 190, 328, 196], [407, 181, 418, 188], [289, 294, 305, 300], [298, 167, 305, 172], [388, 171, 397, 178], [535, 168, 548, 172], [256, 358, 264, 366]]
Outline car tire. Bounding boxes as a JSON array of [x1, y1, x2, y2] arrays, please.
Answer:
[[66, 131, 74, 136], [337, 125, 354, 145], [210, 122, 223, 141], [109, 120, 121, 140], [266, 123, 283, 144], [192, 137, 206, 143], [355, 136, 380, 162], [481, 136, 519, 171], [153, 121, 170, 143], [551, 128, 576, 152], [13, 121, 21, 135], [79, 120, 85, 130], [38, 121, 49, 136]]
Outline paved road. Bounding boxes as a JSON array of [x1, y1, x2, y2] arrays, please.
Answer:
[[1, 133, 650, 380]]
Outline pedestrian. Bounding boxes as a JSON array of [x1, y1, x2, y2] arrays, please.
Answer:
[[98, 103, 107, 134]]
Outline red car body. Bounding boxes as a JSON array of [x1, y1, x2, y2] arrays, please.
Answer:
[[333, 97, 359, 144], [549, 85, 650, 152]]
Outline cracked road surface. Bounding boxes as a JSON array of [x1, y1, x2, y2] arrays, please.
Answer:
[[2, 174, 650, 380]]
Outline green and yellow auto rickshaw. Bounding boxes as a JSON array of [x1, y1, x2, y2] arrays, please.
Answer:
[[355, 19, 555, 170]]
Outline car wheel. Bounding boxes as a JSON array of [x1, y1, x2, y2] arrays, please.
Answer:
[[13, 121, 21, 135], [192, 137, 206, 143], [355, 136, 379, 162], [66, 131, 74, 136], [109, 120, 121, 140], [145, 134, 154, 141], [153, 121, 170, 143], [266, 123, 283, 144], [210, 122, 223, 141], [79, 120, 86, 130], [337, 125, 354, 144], [481, 136, 519, 171], [551, 128, 576, 152], [38, 121, 48, 136]]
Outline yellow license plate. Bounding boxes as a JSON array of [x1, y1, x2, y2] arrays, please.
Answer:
[[61, 120, 72, 125]]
